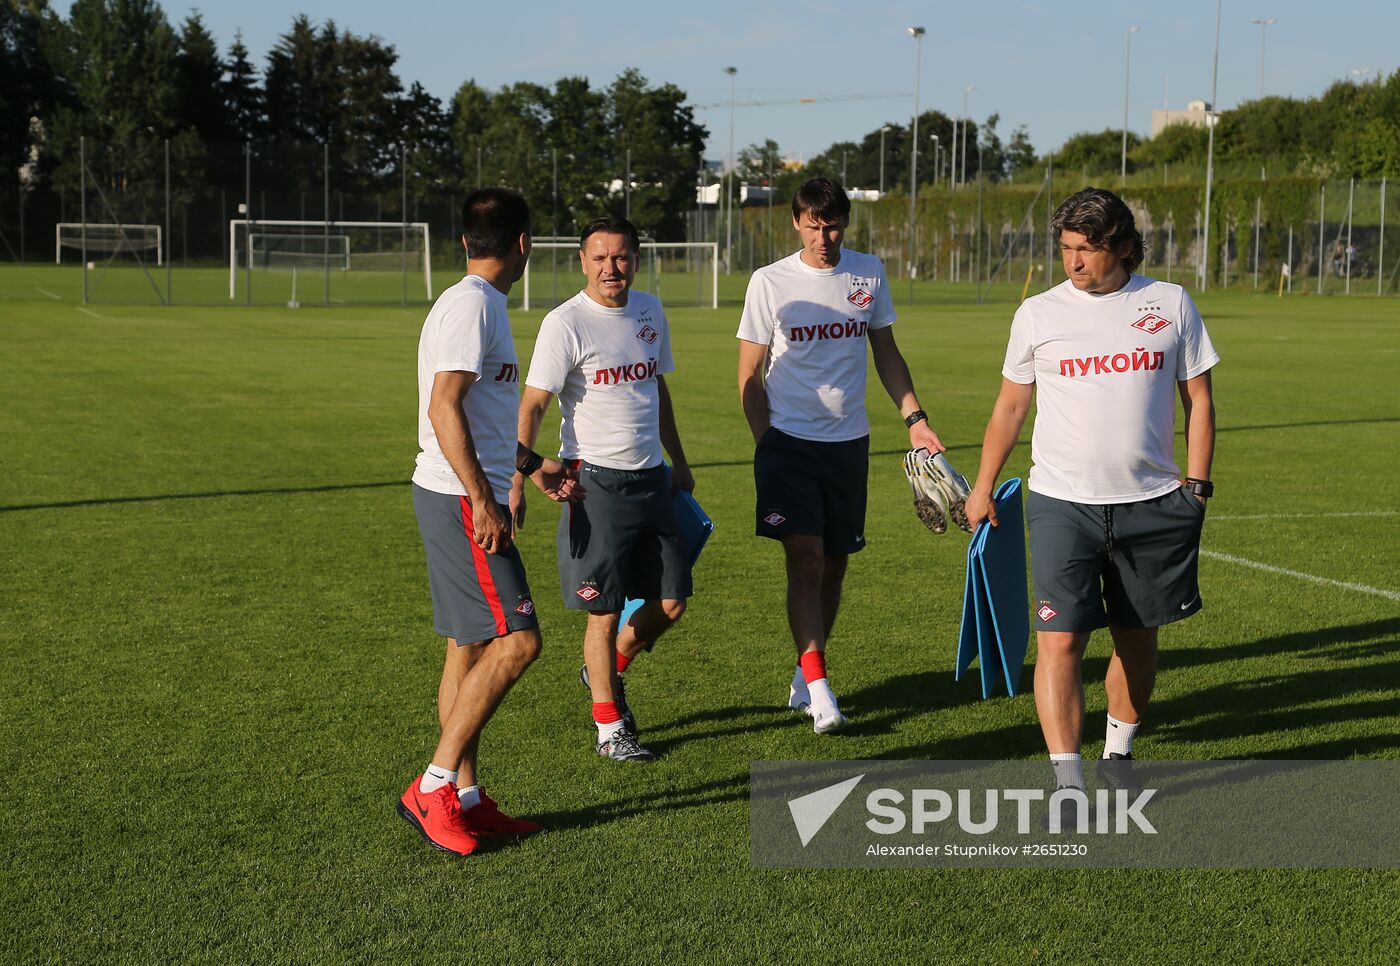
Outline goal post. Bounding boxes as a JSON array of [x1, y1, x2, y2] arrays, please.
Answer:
[[229, 219, 433, 302], [56, 223, 162, 265], [521, 241, 719, 310]]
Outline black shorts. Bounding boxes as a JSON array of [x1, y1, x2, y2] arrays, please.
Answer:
[[412, 484, 538, 645], [753, 427, 869, 556], [1027, 486, 1207, 632], [557, 462, 693, 612]]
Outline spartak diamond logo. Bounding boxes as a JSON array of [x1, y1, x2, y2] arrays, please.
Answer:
[[1132, 313, 1172, 334], [515, 599, 535, 616], [636, 324, 659, 345], [848, 288, 873, 308], [763, 512, 786, 526], [1037, 604, 1058, 622], [575, 586, 600, 602]]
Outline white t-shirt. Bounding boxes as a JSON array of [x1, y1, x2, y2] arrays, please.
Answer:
[[1002, 274, 1220, 504], [412, 275, 521, 503], [736, 249, 896, 442], [524, 289, 675, 471]]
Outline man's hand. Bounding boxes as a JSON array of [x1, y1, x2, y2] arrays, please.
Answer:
[[964, 486, 999, 530], [670, 462, 696, 495], [531, 458, 586, 503], [473, 498, 513, 554], [509, 474, 526, 532], [909, 420, 946, 455]]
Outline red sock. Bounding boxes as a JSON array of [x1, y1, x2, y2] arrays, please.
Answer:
[[615, 650, 633, 673], [592, 701, 623, 725], [799, 650, 827, 684]]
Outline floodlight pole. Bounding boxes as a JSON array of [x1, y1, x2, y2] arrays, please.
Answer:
[[1122, 27, 1140, 179], [164, 138, 171, 305], [724, 66, 737, 276], [879, 125, 891, 195], [1250, 18, 1277, 98], [80, 135, 87, 303], [906, 26, 925, 304], [961, 85, 974, 187], [1201, 0, 1221, 292]]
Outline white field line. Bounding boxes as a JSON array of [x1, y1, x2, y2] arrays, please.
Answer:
[[34, 286, 62, 300], [76, 306, 105, 319], [1201, 550, 1400, 603], [1210, 511, 1400, 521]]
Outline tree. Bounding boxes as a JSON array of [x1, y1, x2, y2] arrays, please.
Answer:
[[604, 69, 706, 240], [173, 12, 229, 142], [222, 30, 262, 143], [1005, 125, 1037, 177], [1054, 128, 1137, 176], [1, 0, 71, 197]]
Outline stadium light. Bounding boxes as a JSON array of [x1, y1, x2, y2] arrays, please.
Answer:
[[724, 66, 737, 275], [1202, 0, 1222, 292], [906, 26, 925, 303], [1250, 18, 1277, 98], [879, 125, 891, 195], [1122, 27, 1140, 179]]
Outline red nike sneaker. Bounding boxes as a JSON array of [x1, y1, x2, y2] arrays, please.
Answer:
[[462, 790, 541, 836], [397, 780, 479, 856]]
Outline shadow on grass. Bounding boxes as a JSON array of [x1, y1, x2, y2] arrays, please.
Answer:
[[0, 479, 406, 512]]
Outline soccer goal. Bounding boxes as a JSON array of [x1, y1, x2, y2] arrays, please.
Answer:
[[229, 219, 433, 304], [56, 223, 162, 265], [521, 241, 719, 310]]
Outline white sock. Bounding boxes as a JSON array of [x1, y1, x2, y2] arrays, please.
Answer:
[[1050, 753, 1084, 790], [1103, 714, 1140, 758], [790, 665, 809, 698], [806, 677, 838, 715], [596, 719, 626, 743], [420, 764, 457, 793], [457, 784, 482, 809]]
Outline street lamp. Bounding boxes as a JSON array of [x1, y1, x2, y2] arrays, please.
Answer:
[[723, 66, 737, 275], [879, 125, 891, 195], [1250, 18, 1277, 98], [930, 134, 940, 191], [960, 85, 974, 187], [1202, 0, 1222, 291], [906, 26, 925, 303], [1122, 26, 1140, 178]]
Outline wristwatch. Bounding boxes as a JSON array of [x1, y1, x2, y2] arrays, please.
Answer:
[[904, 409, 928, 429], [1184, 477, 1214, 499]]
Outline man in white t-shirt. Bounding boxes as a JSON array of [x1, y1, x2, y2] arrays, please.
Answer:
[[737, 176, 948, 734], [400, 188, 583, 857], [520, 216, 694, 764], [965, 187, 1218, 803]]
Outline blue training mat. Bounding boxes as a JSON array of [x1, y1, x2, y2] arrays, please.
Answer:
[[957, 478, 1031, 698], [621, 485, 714, 625], [975, 478, 1030, 697]]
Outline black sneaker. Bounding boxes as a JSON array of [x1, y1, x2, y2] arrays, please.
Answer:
[[1044, 785, 1094, 833], [595, 725, 658, 763], [579, 664, 636, 732], [1098, 752, 1142, 798]]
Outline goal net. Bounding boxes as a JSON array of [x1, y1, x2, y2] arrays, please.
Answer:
[[521, 241, 718, 310], [56, 223, 162, 265], [229, 219, 433, 304]]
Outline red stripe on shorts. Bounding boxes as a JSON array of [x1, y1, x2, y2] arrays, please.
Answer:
[[460, 495, 508, 637]]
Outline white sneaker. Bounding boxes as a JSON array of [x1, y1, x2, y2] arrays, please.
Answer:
[[811, 706, 849, 734], [904, 449, 973, 535]]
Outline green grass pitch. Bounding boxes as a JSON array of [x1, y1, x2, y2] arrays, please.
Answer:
[[2, 263, 1398, 963]]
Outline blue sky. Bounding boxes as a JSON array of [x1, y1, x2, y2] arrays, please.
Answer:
[[163, 0, 1394, 168]]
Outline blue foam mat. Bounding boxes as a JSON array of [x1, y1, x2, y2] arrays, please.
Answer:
[[956, 478, 1030, 698], [621, 484, 714, 624]]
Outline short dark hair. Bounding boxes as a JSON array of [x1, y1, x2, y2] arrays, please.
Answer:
[[791, 176, 850, 223], [579, 216, 640, 252], [1050, 187, 1144, 273], [461, 188, 531, 259]]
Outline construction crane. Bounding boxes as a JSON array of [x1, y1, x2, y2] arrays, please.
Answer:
[[688, 93, 909, 109]]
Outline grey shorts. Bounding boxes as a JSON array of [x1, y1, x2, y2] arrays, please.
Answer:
[[557, 461, 693, 611], [413, 484, 537, 645], [1027, 486, 1207, 632], [753, 428, 869, 556]]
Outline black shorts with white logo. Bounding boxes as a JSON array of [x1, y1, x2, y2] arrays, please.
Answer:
[[1027, 486, 1207, 632], [413, 484, 538, 645], [556, 462, 693, 612], [753, 427, 869, 556]]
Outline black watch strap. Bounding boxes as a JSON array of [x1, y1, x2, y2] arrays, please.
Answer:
[[904, 409, 928, 429], [1184, 478, 1214, 498]]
